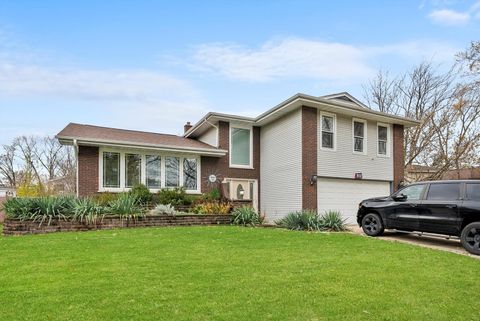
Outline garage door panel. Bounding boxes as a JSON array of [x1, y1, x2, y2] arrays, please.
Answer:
[[317, 178, 391, 224]]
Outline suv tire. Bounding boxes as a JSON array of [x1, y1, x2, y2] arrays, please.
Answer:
[[361, 213, 384, 237], [460, 222, 480, 255]]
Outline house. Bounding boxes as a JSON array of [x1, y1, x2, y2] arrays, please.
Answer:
[[406, 164, 480, 182], [56, 92, 419, 223]]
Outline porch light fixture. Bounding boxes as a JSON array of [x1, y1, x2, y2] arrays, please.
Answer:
[[310, 175, 318, 185]]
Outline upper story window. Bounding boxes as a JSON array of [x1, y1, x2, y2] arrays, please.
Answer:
[[353, 119, 366, 154], [230, 126, 252, 167], [377, 124, 389, 156], [321, 113, 335, 150]]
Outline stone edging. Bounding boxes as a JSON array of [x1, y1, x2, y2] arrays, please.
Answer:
[[3, 214, 232, 236]]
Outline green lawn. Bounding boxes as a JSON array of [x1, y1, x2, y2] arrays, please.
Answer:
[[0, 226, 478, 321]]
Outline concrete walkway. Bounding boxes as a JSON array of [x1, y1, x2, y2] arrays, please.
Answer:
[[349, 225, 480, 259]]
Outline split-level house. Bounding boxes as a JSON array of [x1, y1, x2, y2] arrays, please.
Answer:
[[56, 92, 419, 223]]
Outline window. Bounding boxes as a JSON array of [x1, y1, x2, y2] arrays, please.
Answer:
[[353, 120, 366, 153], [165, 157, 180, 187], [230, 127, 251, 167], [377, 124, 388, 155], [321, 114, 335, 149], [125, 154, 141, 188], [427, 183, 460, 200], [103, 152, 120, 188], [397, 184, 425, 200], [183, 158, 197, 190], [466, 184, 480, 200], [146, 155, 161, 189]]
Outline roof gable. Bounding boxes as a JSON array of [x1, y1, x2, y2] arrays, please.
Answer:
[[319, 92, 369, 109]]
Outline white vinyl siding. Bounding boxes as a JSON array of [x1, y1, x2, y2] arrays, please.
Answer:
[[198, 126, 218, 147], [317, 178, 391, 224], [317, 113, 393, 181], [260, 109, 302, 222]]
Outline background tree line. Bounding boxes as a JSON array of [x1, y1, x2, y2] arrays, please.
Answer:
[[363, 41, 480, 180], [0, 136, 75, 195]]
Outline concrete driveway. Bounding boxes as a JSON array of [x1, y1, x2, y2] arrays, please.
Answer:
[[349, 225, 480, 259]]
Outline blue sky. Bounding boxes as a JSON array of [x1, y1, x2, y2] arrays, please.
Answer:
[[0, 0, 479, 145]]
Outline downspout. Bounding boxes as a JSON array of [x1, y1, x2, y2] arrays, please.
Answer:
[[73, 139, 79, 197]]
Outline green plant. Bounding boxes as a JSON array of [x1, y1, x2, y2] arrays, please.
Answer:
[[2, 197, 38, 219], [150, 204, 177, 216], [72, 198, 105, 224], [156, 188, 194, 206], [320, 210, 347, 231], [275, 210, 323, 231], [129, 184, 152, 204], [192, 202, 231, 215], [3, 196, 75, 225], [92, 193, 119, 206], [232, 206, 263, 226], [201, 187, 221, 202], [106, 193, 143, 219]]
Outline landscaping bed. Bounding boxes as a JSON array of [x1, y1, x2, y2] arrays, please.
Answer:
[[3, 214, 232, 235]]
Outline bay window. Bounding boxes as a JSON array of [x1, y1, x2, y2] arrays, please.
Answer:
[[125, 154, 141, 188], [100, 149, 200, 192], [103, 152, 120, 188], [146, 155, 161, 189], [165, 157, 180, 188], [230, 127, 251, 167], [183, 158, 197, 190]]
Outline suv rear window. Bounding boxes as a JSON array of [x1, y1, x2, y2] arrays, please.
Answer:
[[466, 183, 480, 201], [426, 183, 460, 200]]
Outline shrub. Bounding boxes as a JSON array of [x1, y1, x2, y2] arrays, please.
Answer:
[[150, 204, 177, 216], [156, 188, 194, 206], [201, 188, 221, 202], [92, 193, 118, 206], [232, 206, 263, 226], [128, 184, 152, 205], [106, 193, 143, 219], [193, 202, 231, 215], [320, 210, 347, 231], [72, 198, 105, 224], [275, 210, 323, 231], [2, 197, 38, 219]]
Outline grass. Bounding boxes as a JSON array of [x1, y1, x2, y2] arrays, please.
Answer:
[[0, 226, 479, 321]]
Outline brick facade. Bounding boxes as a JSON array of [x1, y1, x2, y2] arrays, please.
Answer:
[[78, 146, 99, 197], [393, 124, 405, 191], [301, 106, 318, 210], [201, 121, 260, 200]]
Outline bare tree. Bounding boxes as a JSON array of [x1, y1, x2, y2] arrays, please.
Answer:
[[34, 136, 64, 181], [363, 70, 401, 115], [13, 136, 43, 183], [457, 41, 480, 80], [0, 144, 18, 187]]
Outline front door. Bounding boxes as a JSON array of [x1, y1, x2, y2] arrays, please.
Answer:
[[418, 183, 462, 235]]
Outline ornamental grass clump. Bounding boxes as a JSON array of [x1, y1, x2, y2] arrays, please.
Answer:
[[231, 206, 263, 226], [275, 210, 323, 231], [72, 197, 106, 224], [106, 193, 143, 219], [320, 210, 347, 231]]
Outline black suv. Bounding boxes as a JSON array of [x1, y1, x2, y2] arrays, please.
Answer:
[[357, 180, 480, 255]]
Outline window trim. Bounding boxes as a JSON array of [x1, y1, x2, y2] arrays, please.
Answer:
[[98, 147, 201, 194], [229, 123, 254, 169], [376, 122, 390, 157], [320, 111, 337, 151], [352, 118, 367, 155]]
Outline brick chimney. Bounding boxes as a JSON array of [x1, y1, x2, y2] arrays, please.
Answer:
[[184, 122, 192, 133]]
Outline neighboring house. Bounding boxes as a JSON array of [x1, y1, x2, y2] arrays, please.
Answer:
[[46, 176, 76, 195], [56, 92, 419, 223], [0, 185, 16, 223], [406, 165, 480, 182]]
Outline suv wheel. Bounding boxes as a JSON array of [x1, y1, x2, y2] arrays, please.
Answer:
[[361, 213, 384, 237], [461, 222, 480, 255]]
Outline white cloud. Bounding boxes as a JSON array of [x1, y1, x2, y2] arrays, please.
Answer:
[[190, 38, 459, 83], [192, 38, 372, 82], [428, 9, 470, 25]]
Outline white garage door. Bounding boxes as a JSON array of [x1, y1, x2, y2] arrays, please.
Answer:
[[317, 178, 391, 224]]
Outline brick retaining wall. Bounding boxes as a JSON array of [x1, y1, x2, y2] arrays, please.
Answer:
[[3, 214, 232, 236]]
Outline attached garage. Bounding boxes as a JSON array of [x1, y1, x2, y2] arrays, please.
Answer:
[[317, 178, 391, 224]]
